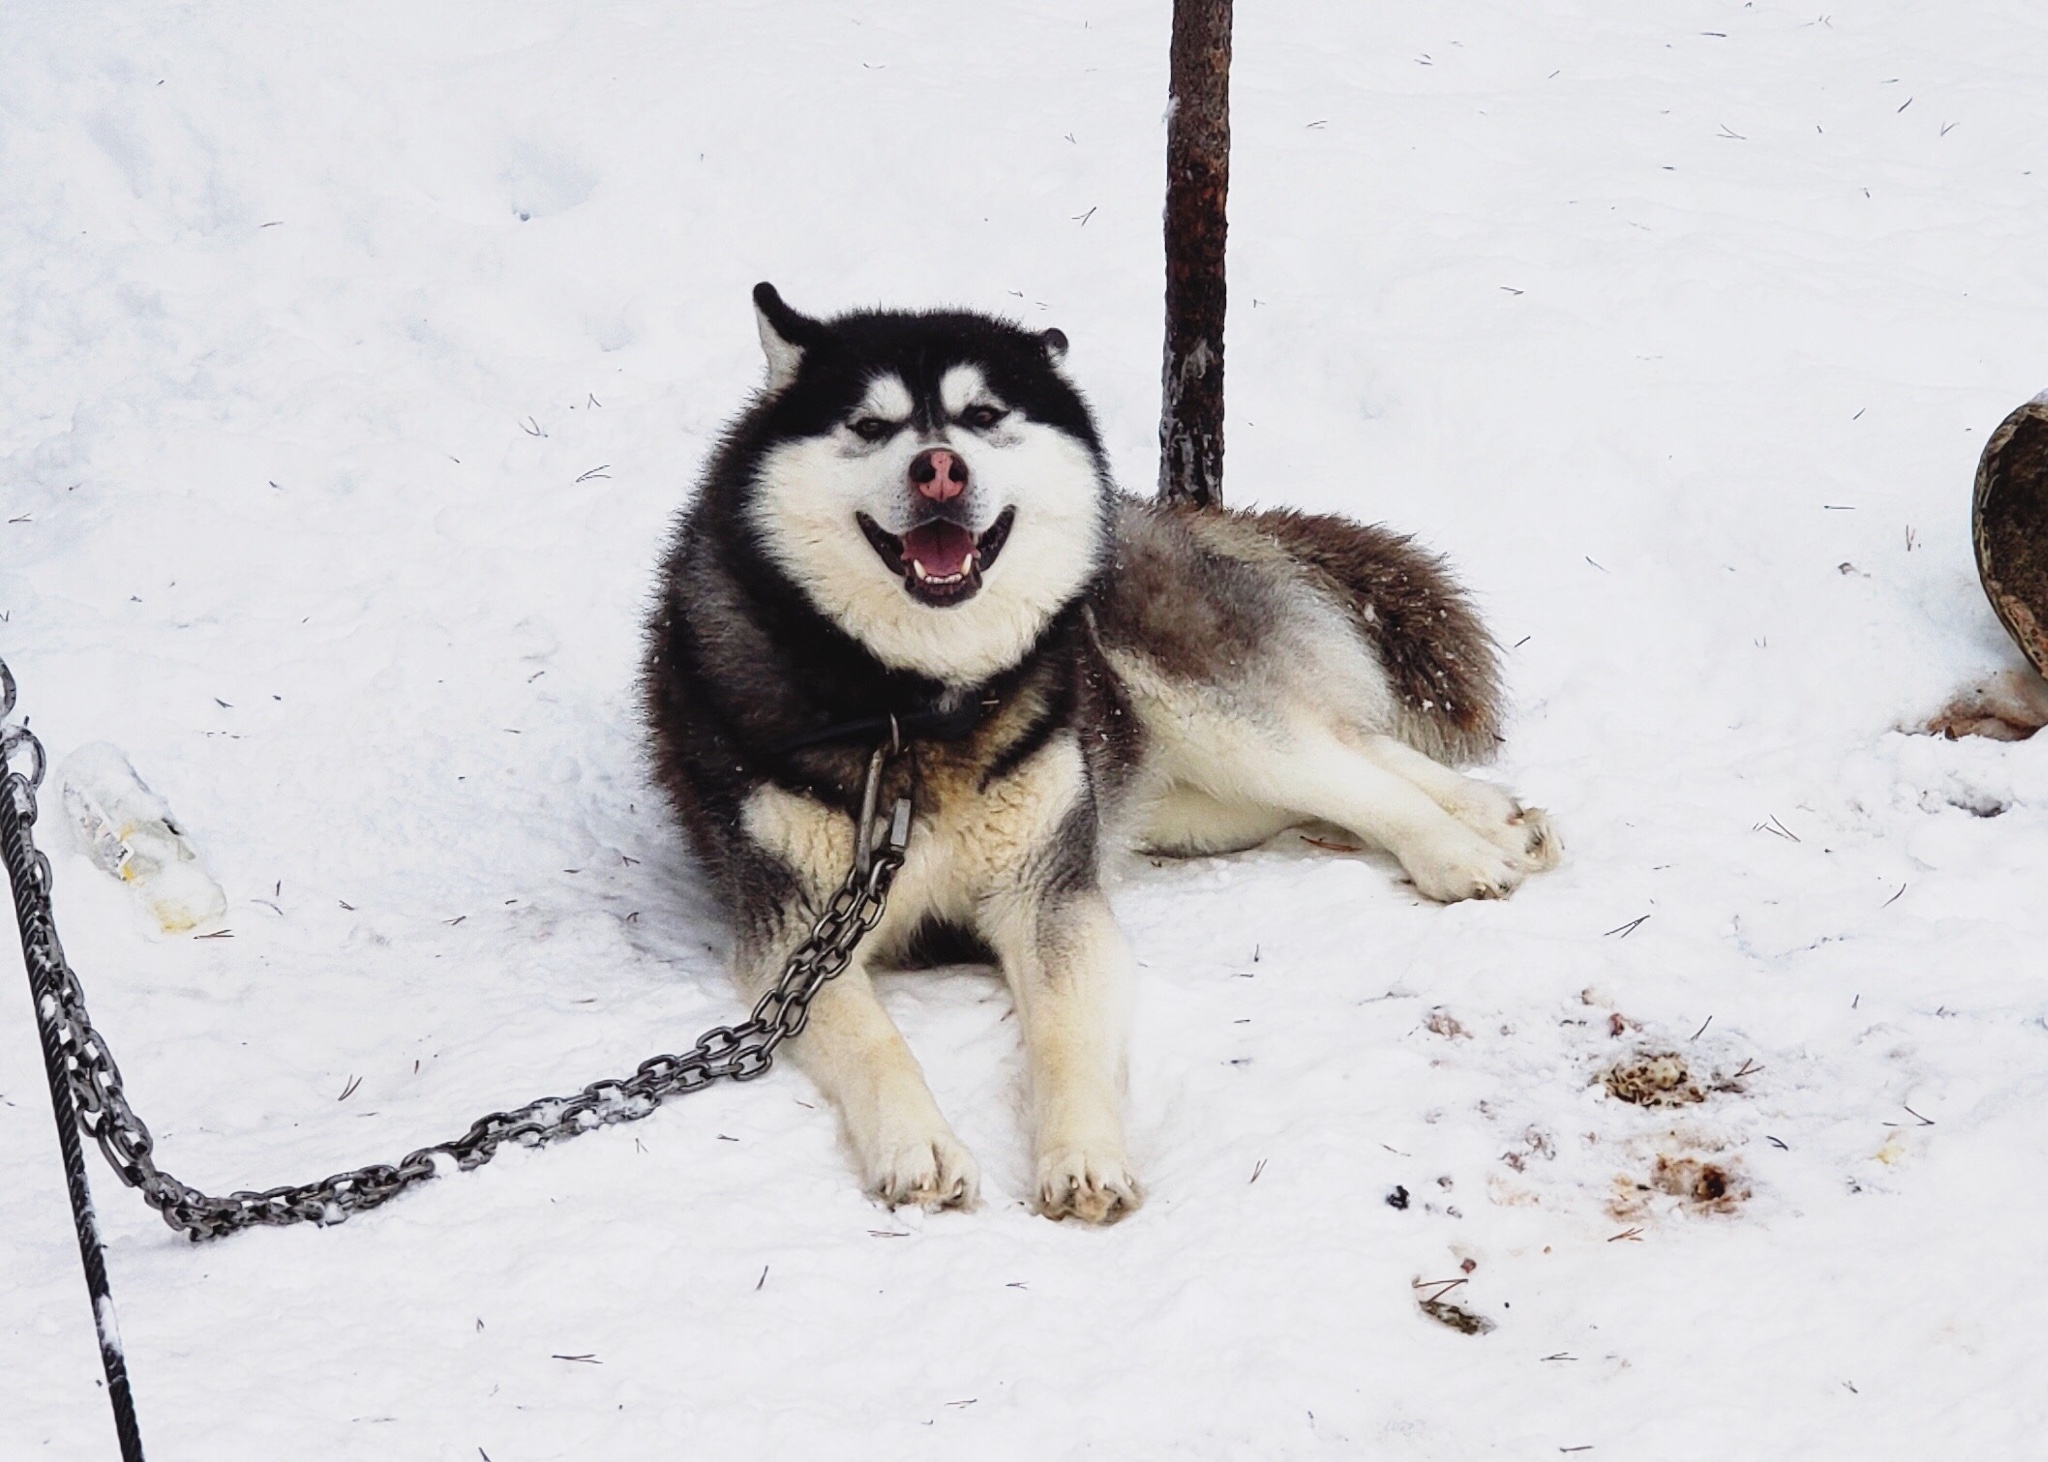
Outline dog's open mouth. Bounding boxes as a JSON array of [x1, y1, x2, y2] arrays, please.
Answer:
[[856, 507, 1015, 607]]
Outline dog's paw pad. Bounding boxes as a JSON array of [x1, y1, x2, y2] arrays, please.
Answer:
[[867, 1133, 981, 1213], [1035, 1148, 1143, 1224]]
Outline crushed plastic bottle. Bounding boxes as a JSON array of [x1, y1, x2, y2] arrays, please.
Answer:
[[57, 743, 227, 935]]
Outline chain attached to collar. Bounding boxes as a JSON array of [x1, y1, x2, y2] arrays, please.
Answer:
[[1, 654, 912, 1242]]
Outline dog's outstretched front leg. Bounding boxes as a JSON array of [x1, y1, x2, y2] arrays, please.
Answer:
[[734, 790, 978, 1212], [735, 927, 979, 1211], [984, 885, 1142, 1224]]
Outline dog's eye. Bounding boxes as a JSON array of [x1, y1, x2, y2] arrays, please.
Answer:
[[960, 404, 1008, 431], [849, 416, 898, 442]]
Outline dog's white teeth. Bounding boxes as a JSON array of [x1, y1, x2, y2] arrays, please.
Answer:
[[910, 560, 975, 586]]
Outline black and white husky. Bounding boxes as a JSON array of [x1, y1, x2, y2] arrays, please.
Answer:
[[643, 286, 1558, 1223]]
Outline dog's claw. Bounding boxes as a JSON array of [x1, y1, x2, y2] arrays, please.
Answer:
[[1512, 805, 1563, 869]]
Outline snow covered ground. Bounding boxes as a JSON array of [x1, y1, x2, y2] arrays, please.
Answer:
[[6, 1, 2048, 1455]]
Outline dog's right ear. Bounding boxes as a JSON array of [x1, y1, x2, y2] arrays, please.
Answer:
[[753, 282, 823, 393]]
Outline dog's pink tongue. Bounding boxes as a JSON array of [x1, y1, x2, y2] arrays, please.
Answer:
[[900, 520, 977, 577]]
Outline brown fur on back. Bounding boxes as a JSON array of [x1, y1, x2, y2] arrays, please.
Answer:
[[1242, 506, 1503, 763]]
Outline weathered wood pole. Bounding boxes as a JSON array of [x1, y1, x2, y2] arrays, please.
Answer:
[[1158, 0, 1232, 507]]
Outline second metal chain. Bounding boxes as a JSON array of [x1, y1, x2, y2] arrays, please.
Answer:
[[2, 674, 912, 1242]]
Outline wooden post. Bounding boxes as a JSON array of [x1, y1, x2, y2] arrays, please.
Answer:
[[1159, 0, 1232, 507]]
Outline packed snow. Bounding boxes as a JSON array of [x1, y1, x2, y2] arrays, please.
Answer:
[[6, 2, 2048, 1456]]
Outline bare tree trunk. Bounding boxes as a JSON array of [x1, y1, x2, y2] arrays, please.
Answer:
[[1158, 0, 1232, 508]]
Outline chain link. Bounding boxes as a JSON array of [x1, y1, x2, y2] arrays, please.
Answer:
[[0, 655, 909, 1241]]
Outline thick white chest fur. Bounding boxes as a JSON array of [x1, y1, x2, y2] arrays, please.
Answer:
[[739, 734, 1140, 1223]]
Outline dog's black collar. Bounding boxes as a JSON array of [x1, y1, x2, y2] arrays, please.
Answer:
[[768, 695, 996, 755]]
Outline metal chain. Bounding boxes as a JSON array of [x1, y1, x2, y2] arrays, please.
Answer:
[[1, 655, 911, 1241], [2, 656, 147, 1457]]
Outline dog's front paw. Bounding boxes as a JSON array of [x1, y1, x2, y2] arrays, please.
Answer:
[[862, 1126, 981, 1213], [1035, 1145, 1143, 1224], [1402, 828, 1526, 903]]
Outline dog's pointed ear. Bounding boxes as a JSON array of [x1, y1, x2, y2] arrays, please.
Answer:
[[754, 282, 821, 393], [1039, 327, 1069, 366]]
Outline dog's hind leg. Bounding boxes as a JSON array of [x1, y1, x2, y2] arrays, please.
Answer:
[[1354, 733, 1560, 873], [1217, 732, 1544, 902], [982, 883, 1142, 1224], [736, 788, 979, 1212]]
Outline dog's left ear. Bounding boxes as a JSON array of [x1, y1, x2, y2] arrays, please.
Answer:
[[1039, 328, 1069, 366], [753, 282, 825, 393]]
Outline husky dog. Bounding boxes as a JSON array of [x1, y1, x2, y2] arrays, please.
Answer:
[[643, 285, 1558, 1223]]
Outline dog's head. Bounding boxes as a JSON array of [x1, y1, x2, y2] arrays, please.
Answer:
[[736, 283, 1112, 687]]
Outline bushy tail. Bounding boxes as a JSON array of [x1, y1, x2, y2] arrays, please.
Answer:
[[1243, 507, 1504, 764]]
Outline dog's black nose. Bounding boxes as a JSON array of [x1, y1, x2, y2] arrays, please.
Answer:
[[909, 448, 968, 503]]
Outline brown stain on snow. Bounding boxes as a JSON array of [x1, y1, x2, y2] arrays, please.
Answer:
[[1607, 1153, 1750, 1220], [1604, 1052, 1707, 1108]]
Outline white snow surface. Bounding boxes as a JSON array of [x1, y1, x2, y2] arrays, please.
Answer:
[[6, 2, 2048, 1456]]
